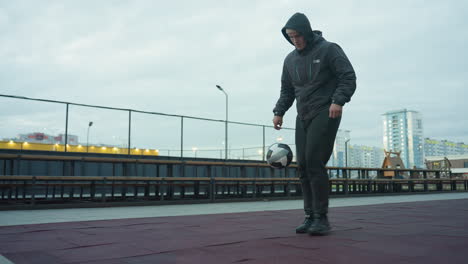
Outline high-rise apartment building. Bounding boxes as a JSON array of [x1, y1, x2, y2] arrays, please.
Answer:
[[424, 138, 468, 157], [382, 109, 424, 168], [328, 129, 350, 167], [328, 130, 385, 169], [348, 145, 385, 168]]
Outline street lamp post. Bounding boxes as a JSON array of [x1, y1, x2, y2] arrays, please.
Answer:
[[216, 85, 228, 160], [86, 121, 93, 153], [345, 138, 350, 167]]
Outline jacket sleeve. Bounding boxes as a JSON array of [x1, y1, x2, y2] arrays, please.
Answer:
[[327, 43, 356, 106], [273, 61, 295, 116]]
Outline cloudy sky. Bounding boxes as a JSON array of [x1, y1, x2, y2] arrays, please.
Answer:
[[0, 0, 467, 156]]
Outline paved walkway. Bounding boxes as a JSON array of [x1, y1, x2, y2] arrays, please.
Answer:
[[1, 193, 468, 263], [2, 193, 468, 226]]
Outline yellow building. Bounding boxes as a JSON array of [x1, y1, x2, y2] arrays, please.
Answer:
[[0, 140, 159, 156]]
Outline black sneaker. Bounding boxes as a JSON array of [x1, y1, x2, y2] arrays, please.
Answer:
[[307, 214, 331, 236], [295, 216, 314, 234]]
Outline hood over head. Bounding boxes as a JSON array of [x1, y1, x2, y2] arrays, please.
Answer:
[[282, 13, 320, 47]]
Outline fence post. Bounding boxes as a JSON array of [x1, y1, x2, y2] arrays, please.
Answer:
[[435, 171, 442, 191], [344, 169, 349, 195], [128, 110, 132, 155], [208, 165, 215, 202], [101, 177, 107, 202], [90, 180, 96, 199], [180, 117, 185, 178], [65, 103, 69, 152], [180, 116, 184, 159], [31, 176, 36, 205], [423, 171, 428, 192], [262, 126, 266, 161]]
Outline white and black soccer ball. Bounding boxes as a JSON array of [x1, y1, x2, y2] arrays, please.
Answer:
[[266, 143, 293, 169]]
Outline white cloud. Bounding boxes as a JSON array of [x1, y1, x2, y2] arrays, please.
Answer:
[[0, 0, 467, 150]]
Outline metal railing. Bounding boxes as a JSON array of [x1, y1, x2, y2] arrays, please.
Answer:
[[1, 152, 465, 207], [1, 174, 467, 206], [0, 94, 294, 160]]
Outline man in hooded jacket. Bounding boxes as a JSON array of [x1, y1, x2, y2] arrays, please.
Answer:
[[273, 13, 356, 235]]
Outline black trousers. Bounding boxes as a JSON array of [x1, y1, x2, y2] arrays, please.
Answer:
[[295, 109, 341, 216]]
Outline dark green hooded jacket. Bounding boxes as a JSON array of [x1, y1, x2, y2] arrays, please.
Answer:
[[273, 13, 356, 120]]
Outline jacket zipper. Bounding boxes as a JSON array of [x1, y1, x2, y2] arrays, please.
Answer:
[[295, 65, 300, 81]]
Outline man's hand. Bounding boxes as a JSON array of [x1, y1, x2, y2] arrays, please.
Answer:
[[273, 116, 283, 130], [329, 104, 343, 118]]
